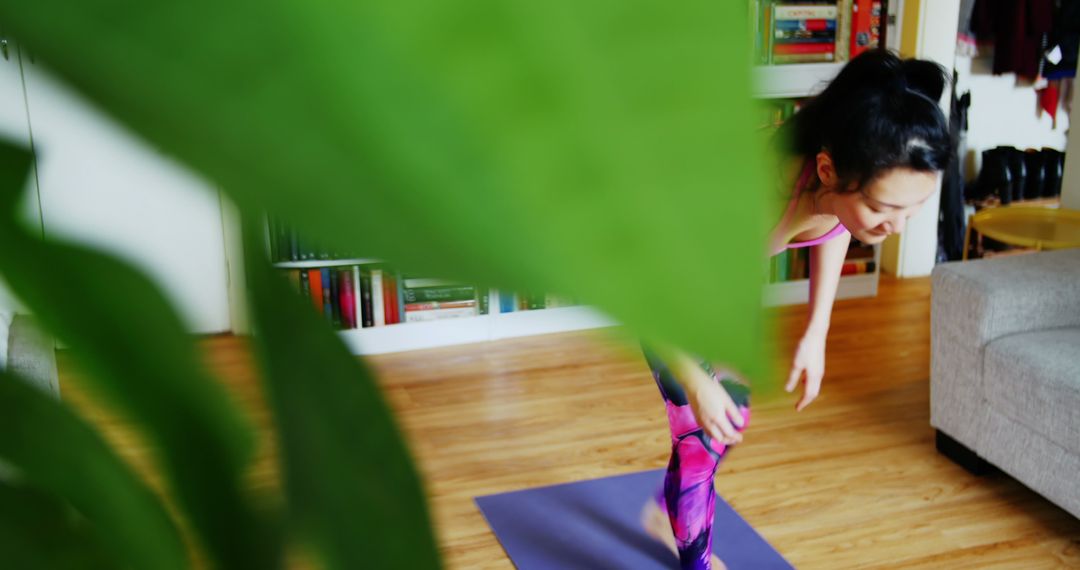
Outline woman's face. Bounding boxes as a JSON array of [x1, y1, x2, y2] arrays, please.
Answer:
[[830, 167, 939, 245]]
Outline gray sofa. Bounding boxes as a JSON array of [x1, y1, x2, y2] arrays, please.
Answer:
[[931, 248, 1080, 519]]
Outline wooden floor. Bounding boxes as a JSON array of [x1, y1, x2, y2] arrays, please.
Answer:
[[59, 275, 1080, 569]]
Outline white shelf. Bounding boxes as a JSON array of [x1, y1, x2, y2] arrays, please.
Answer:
[[753, 63, 844, 99], [338, 304, 616, 355], [273, 258, 382, 269]]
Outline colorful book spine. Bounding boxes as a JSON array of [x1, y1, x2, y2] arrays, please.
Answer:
[[774, 4, 838, 19], [841, 260, 876, 275], [308, 269, 323, 312], [405, 300, 478, 312], [356, 267, 369, 330], [396, 271, 405, 323], [850, 0, 883, 58], [383, 272, 398, 325], [773, 42, 837, 55], [329, 268, 342, 329], [774, 19, 837, 31], [339, 267, 357, 329], [360, 269, 374, 328], [371, 269, 385, 327], [321, 269, 332, 323], [836, 0, 853, 61], [402, 285, 477, 303], [298, 269, 311, 300], [499, 291, 516, 313], [773, 52, 836, 64]]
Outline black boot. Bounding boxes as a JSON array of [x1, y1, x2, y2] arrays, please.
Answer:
[[1040, 148, 1064, 197], [1023, 149, 1046, 200], [997, 146, 1027, 203], [973, 148, 1012, 203]]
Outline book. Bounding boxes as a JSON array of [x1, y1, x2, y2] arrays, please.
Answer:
[[340, 267, 357, 329], [308, 269, 323, 311], [850, 0, 883, 58], [773, 42, 836, 55], [405, 300, 478, 312], [773, 52, 836, 63], [329, 267, 342, 329], [297, 269, 309, 299], [360, 269, 374, 328], [402, 285, 477, 303], [774, 4, 838, 20], [396, 270, 406, 323], [835, 0, 852, 61], [403, 277, 459, 289], [371, 268, 385, 327], [353, 266, 365, 327], [499, 291, 516, 314], [383, 272, 398, 325], [321, 269, 333, 323], [774, 18, 837, 31], [404, 307, 479, 323], [774, 31, 838, 42], [841, 260, 876, 275]]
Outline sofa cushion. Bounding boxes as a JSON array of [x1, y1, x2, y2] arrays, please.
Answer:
[[983, 327, 1080, 456]]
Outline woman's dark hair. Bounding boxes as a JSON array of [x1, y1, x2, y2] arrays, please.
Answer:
[[777, 49, 952, 193]]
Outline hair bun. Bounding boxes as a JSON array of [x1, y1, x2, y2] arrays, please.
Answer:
[[900, 59, 948, 102]]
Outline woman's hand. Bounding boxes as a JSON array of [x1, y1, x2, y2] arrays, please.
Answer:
[[684, 367, 746, 445], [785, 330, 826, 412]]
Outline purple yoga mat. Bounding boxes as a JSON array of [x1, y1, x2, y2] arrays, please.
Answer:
[[475, 469, 793, 570]]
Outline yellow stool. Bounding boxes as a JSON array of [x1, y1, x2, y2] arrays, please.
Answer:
[[963, 207, 1080, 260]]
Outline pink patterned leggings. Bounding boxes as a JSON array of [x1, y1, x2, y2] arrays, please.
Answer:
[[642, 347, 751, 570]]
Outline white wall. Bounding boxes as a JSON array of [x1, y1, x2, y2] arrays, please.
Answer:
[[954, 53, 1070, 180], [18, 60, 232, 334], [882, 0, 960, 277]]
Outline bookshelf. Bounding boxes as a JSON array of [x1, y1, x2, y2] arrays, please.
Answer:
[[259, 223, 618, 354]]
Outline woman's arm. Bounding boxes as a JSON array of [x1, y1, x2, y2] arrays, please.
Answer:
[[785, 231, 851, 411]]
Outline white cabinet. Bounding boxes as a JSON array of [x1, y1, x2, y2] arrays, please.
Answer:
[[17, 60, 232, 333]]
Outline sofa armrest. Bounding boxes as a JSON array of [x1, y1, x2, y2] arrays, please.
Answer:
[[930, 249, 1080, 446]]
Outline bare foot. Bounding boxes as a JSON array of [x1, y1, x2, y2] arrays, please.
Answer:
[[641, 500, 726, 569]]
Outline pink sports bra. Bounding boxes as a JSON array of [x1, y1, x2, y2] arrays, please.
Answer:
[[770, 160, 848, 256]]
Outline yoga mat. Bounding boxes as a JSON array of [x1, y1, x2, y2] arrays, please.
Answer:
[[475, 469, 794, 569]]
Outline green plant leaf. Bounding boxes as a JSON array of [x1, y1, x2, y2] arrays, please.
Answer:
[[241, 213, 440, 569], [0, 142, 281, 569], [0, 370, 185, 570], [0, 479, 119, 570], [0, 0, 766, 379]]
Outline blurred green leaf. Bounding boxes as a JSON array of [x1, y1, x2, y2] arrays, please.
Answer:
[[241, 214, 440, 569], [0, 480, 118, 570], [0, 369, 185, 570], [0, 141, 280, 569], [0, 0, 766, 379]]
